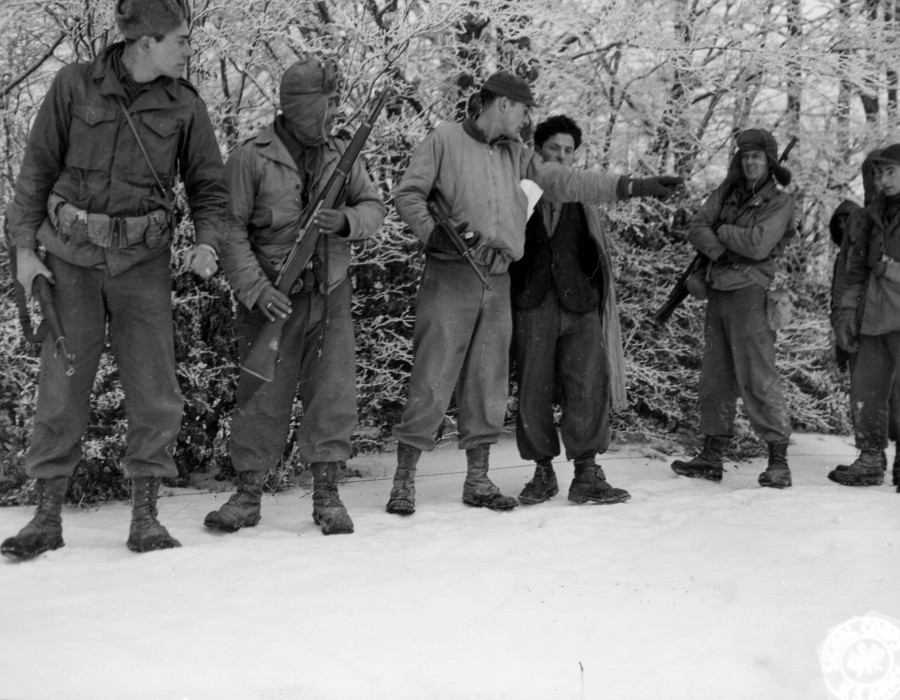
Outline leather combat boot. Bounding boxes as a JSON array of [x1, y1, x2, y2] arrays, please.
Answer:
[[311, 462, 354, 535], [893, 451, 900, 489], [1, 476, 68, 560], [518, 459, 559, 505], [127, 477, 182, 553], [758, 441, 792, 488], [671, 435, 730, 482], [827, 450, 886, 486], [461, 445, 518, 510], [204, 470, 267, 532], [386, 443, 421, 515], [568, 456, 631, 504]]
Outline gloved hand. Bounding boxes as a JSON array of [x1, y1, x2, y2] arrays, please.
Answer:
[[715, 249, 742, 266], [627, 176, 684, 200], [256, 284, 293, 322], [834, 308, 859, 353], [428, 221, 481, 251], [460, 229, 481, 248]]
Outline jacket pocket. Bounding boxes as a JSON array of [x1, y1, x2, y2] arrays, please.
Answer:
[[139, 113, 181, 180], [67, 105, 118, 171]]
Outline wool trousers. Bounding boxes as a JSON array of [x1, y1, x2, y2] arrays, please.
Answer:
[[26, 252, 182, 479], [393, 257, 511, 451], [698, 285, 791, 442]]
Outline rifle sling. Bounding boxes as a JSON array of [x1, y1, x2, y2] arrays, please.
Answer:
[[116, 98, 175, 212]]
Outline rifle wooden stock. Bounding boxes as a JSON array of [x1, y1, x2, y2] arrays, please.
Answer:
[[653, 135, 798, 326], [426, 198, 492, 291], [241, 88, 389, 382], [33, 274, 75, 376]]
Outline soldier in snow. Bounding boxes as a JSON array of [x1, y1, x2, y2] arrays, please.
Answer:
[[2, 0, 227, 559]]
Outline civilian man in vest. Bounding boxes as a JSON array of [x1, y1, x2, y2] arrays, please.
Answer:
[[671, 128, 794, 488], [386, 72, 681, 514], [832, 143, 900, 491], [203, 58, 385, 535], [510, 115, 630, 506], [2, 0, 227, 560]]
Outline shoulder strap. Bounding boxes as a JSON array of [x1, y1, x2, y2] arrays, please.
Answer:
[[116, 98, 172, 204]]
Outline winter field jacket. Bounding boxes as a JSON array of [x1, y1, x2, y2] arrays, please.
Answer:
[[688, 178, 795, 291], [841, 195, 900, 335], [221, 122, 385, 310], [7, 43, 227, 276], [395, 118, 622, 269]]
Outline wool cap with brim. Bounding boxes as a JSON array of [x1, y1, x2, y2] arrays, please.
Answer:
[[115, 0, 186, 41], [730, 127, 792, 186], [481, 70, 537, 107], [871, 143, 900, 167]]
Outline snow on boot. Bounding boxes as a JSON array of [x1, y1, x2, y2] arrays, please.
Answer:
[[1, 476, 68, 561], [758, 441, 792, 488], [311, 462, 354, 535], [127, 477, 182, 553], [461, 445, 518, 511], [204, 470, 266, 532], [827, 450, 886, 486], [518, 459, 559, 505], [671, 435, 729, 482], [568, 456, 631, 505], [386, 443, 420, 515]]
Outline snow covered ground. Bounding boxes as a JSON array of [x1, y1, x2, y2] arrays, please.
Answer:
[[0, 431, 897, 700]]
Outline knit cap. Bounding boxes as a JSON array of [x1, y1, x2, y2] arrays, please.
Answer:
[[115, 0, 186, 40]]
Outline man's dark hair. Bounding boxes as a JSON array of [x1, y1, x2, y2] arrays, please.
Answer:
[[534, 115, 582, 150], [478, 87, 500, 109]]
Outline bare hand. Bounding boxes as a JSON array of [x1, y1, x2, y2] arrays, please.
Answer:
[[257, 285, 292, 322], [186, 244, 218, 279], [314, 208, 348, 236], [16, 248, 53, 296]]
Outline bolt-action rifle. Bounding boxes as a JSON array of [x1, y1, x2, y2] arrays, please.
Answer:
[[241, 88, 389, 382], [5, 223, 75, 375], [653, 135, 798, 326]]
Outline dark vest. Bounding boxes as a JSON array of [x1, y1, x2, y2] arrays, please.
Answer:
[[510, 202, 603, 313]]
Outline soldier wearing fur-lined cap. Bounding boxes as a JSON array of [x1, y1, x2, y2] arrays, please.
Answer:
[[671, 128, 796, 489]]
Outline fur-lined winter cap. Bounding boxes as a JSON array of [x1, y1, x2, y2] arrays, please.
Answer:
[[734, 128, 792, 186], [115, 0, 186, 41]]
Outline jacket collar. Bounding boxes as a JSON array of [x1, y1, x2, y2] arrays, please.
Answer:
[[256, 120, 340, 173], [92, 43, 181, 106], [463, 116, 512, 148]]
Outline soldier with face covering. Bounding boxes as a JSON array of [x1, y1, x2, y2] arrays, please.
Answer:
[[204, 58, 385, 535]]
